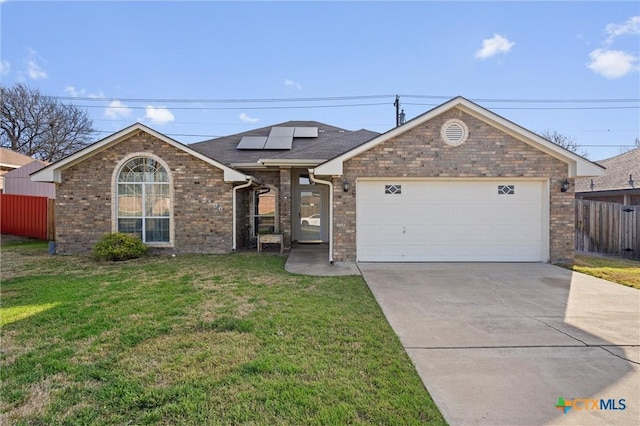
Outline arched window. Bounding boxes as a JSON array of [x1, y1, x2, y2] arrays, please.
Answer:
[[116, 157, 170, 243]]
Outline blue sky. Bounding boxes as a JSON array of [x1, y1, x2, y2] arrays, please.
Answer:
[[1, 1, 638, 161]]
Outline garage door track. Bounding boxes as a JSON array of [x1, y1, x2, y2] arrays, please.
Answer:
[[360, 263, 639, 425]]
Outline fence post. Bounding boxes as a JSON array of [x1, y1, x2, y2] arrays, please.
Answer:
[[47, 198, 55, 241]]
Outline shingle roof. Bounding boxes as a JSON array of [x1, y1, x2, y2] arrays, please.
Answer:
[[190, 121, 379, 167], [0, 148, 35, 168], [575, 148, 639, 192]]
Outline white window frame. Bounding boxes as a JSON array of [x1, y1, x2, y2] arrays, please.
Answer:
[[112, 153, 174, 247]]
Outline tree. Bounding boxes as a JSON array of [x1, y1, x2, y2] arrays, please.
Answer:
[[1, 84, 95, 162], [539, 130, 588, 158], [619, 137, 639, 154]]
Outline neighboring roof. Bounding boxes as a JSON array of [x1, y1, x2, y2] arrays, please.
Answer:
[[190, 121, 379, 168], [0, 148, 35, 169], [31, 123, 249, 183], [5, 159, 49, 177], [314, 96, 606, 178], [575, 148, 639, 193]]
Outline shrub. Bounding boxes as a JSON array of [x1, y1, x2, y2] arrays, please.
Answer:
[[93, 233, 148, 261]]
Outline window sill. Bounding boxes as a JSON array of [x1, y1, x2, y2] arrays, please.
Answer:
[[146, 242, 173, 248]]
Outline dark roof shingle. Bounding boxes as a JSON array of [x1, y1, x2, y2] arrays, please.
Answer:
[[190, 121, 379, 167]]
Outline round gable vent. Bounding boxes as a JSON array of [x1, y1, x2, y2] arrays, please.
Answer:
[[441, 119, 469, 146]]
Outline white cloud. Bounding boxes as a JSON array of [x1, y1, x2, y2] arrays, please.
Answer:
[[26, 48, 47, 80], [104, 100, 132, 119], [239, 113, 259, 124], [475, 34, 515, 60], [284, 78, 302, 90], [27, 59, 47, 79], [605, 16, 640, 45], [0, 60, 10, 76], [587, 48, 638, 79], [64, 86, 104, 98], [145, 106, 175, 124], [64, 86, 84, 97]]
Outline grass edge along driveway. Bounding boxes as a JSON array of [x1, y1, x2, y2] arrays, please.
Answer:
[[558, 253, 640, 290], [0, 239, 446, 425]]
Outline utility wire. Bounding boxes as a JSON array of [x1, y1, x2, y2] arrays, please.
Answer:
[[74, 102, 640, 111], [54, 94, 396, 103], [401, 95, 639, 103], [90, 128, 640, 146], [53, 94, 640, 105], [73, 102, 392, 110], [403, 103, 639, 110]]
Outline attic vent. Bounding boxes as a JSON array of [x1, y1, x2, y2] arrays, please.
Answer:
[[441, 119, 468, 146]]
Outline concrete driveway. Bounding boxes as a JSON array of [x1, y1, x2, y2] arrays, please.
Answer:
[[360, 263, 640, 426]]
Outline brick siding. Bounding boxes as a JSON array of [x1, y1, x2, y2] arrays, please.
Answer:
[[55, 130, 234, 254], [332, 108, 575, 263]]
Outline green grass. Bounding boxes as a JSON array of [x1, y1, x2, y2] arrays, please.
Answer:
[[0, 238, 445, 425], [560, 254, 640, 290]]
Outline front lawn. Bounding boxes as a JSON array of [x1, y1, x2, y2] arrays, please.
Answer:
[[560, 253, 640, 290], [0, 239, 445, 425]]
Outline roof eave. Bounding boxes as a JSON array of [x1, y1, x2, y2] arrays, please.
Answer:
[[576, 188, 640, 196], [454, 101, 605, 178], [230, 163, 270, 170], [315, 97, 606, 178], [31, 123, 249, 183], [258, 159, 326, 167], [0, 162, 23, 169]]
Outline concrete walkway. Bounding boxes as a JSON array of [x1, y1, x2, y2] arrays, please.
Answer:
[[360, 263, 640, 426], [284, 244, 360, 276]]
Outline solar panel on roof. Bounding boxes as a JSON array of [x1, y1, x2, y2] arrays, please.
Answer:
[[293, 127, 318, 138], [237, 136, 268, 150], [263, 136, 293, 150], [236, 126, 317, 151], [269, 127, 295, 137]]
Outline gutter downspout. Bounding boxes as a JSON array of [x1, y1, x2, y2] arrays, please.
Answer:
[[232, 178, 254, 252], [309, 171, 334, 264]]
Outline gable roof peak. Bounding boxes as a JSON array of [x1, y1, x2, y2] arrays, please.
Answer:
[[31, 122, 249, 183], [314, 96, 605, 178]]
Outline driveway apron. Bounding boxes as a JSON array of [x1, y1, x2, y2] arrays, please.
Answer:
[[360, 263, 640, 425]]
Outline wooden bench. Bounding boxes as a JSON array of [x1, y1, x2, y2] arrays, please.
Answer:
[[257, 233, 284, 254]]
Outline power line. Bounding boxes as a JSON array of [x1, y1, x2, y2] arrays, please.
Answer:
[[55, 94, 397, 104], [76, 102, 640, 112], [52, 93, 640, 105], [90, 128, 639, 146], [75, 102, 391, 111], [93, 130, 224, 138], [402, 95, 639, 104], [404, 103, 639, 110]]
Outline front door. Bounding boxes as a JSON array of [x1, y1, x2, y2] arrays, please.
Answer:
[[299, 189, 322, 242]]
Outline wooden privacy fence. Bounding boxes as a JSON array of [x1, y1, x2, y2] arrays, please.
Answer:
[[0, 194, 54, 240], [575, 199, 639, 260]]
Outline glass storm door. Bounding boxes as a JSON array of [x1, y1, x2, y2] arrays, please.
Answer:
[[299, 190, 322, 242]]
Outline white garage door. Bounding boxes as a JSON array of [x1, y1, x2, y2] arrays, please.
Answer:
[[356, 180, 547, 262]]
